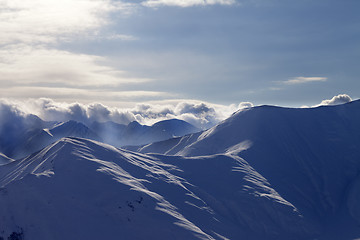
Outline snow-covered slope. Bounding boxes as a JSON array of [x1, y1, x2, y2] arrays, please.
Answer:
[[1, 101, 360, 239], [134, 100, 360, 157], [0, 137, 315, 240], [129, 100, 360, 239]]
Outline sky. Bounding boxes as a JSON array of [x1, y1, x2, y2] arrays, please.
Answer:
[[0, 0, 359, 126]]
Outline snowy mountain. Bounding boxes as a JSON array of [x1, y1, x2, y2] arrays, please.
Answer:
[[0, 137, 314, 240], [1, 100, 360, 239], [0, 114, 198, 160], [49, 120, 100, 141], [128, 100, 360, 239], [132, 100, 360, 156], [91, 119, 200, 147], [0, 119, 100, 159], [0, 113, 55, 159]]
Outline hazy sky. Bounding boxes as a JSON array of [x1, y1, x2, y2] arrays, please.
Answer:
[[0, 0, 359, 108]]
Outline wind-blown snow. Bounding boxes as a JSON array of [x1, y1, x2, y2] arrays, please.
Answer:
[[0, 152, 13, 165]]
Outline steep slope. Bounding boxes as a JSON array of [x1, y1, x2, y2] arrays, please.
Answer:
[[132, 100, 360, 239], [0, 137, 313, 240]]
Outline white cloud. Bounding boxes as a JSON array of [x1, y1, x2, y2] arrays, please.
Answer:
[[0, 45, 150, 87], [103, 34, 138, 41], [0, 0, 134, 45], [0, 98, 252, 129], [282, 77, 327, 85], [238, 101, 253, 109], [315, 94, 352, 107], [142, 0, 236, 8], [0, 45, 164, 104], [0, 0, 150, 104], [0, 86, 171, 103]]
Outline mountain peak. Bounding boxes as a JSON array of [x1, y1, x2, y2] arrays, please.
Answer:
[[50, 120, 100, 140]]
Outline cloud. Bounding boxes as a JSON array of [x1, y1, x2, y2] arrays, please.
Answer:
[[102, 34, 138, 41], [282, 77, 327, 85], [142, 0, 236, 8], [238, 102, 253, 109], [0, 0, 134, 45], [0, 45, 151, 87], [0, 1, 153, 104], [0, 98, 252, 129], [315, 94, 352, 107], [0, 45, 167, 103], [0, 100, 26, 126]]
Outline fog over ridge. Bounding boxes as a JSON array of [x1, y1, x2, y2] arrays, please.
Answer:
[[0, 98, 254, 129], [0, 94, 354, 131]]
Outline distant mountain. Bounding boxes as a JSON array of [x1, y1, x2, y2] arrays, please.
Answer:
[[0, 119, 100, 159], [0, 113, 198, 160], [150, 119, 199, 138], [90, 121, 127, 143], [50, 120, 100, 140], [0, 137, 313, 240], [0, 113, 54, 159], [91, 119, 200, 147]]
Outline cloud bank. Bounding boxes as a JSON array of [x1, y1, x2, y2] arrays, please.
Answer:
[[0, 0, 132, 45], [0, 98, 253, 129], [316, 94, 353, 106], [0, 0, 156, 104]]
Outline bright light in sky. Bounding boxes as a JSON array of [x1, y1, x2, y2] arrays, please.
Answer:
[[0, 0, 359, 110]]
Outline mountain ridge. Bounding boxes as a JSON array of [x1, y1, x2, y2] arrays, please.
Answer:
[[1, 100, 360, 239], [0, 137, 314, 240], [0, 116, 199, 159]]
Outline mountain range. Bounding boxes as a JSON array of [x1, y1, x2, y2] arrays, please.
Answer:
[[0, 117, 200, 160], [0, 100, 360, 239]]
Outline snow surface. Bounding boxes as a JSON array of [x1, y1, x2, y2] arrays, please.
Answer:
[[0, 137, 314, 240], [127, 100, 360, 239], [1, 100, 360, 239]]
